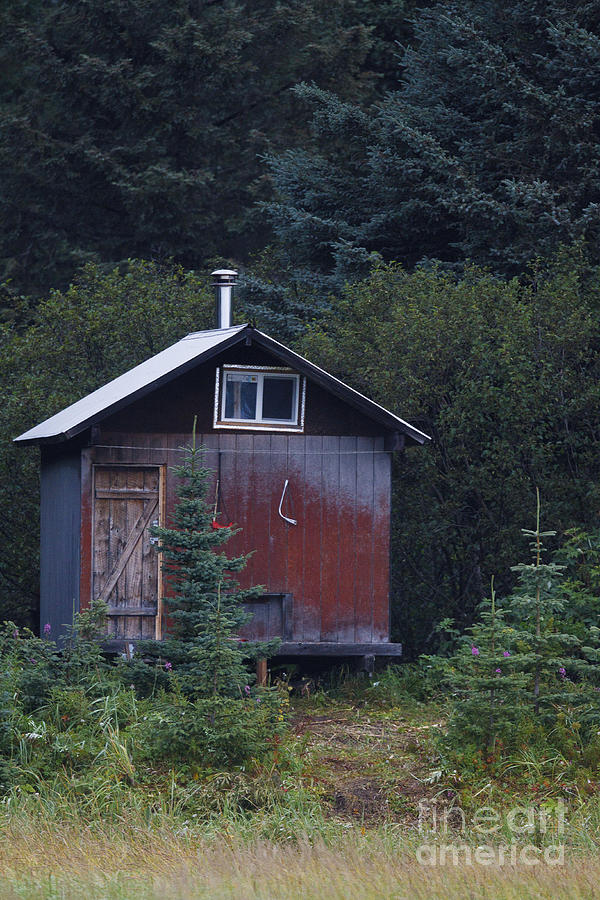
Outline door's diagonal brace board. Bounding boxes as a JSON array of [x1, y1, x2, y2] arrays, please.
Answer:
[[97, 498, 158, 605]]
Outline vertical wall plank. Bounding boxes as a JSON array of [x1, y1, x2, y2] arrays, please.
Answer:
[[218, 433, 243, 563], [320, 436, 340, 641], [155, 462, 167, 640], [141, 467, 159, 639], [162, 433, 186, 635], [251, 435, 272, 593], [201, 433, 220, 531], [93, 467, 109, 602], [337, 436, 357, 642], [165, 434, 183, 529], [79, 449, 94, 612], [114, 468, 129, 640], [93, 467, 109, 633], [41, 450, 81, 640], [355, 437, 375, 642], [286, 435, 306, 640], [301, 435, 322, 642], [238, 433, 256, 584], [126, 468, 144, 639], [268, 435, 289, 596], [373, 441, 392, 641]]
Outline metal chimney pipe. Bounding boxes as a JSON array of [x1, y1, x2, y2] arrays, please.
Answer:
[[211, 269, 238, 329]]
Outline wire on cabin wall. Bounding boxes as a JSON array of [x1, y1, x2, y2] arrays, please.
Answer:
[[93, 444, 391, 455]]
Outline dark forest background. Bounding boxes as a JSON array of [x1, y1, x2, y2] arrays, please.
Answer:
[[3, 0, 600, 657]]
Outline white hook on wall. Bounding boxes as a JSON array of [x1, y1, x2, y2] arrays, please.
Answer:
[[278, 479, 297, 526]]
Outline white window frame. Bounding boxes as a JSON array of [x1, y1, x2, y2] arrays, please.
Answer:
[[214, 365, 306, 432]]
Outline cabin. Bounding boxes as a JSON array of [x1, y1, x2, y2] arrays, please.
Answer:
[[15, 271, 429, 669]]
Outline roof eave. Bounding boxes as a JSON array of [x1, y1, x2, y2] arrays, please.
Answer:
[[249, 329, 430, 445], [14, 325, 253, 445]]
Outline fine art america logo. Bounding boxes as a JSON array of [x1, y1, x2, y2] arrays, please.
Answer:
[[416, 800, 565, 866]]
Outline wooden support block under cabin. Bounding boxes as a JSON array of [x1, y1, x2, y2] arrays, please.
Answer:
[[256, 658, 268, 687], [361, 654, 376, 676]]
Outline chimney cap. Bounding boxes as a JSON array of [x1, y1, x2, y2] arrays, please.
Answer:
[[211, 269, 238, 282]]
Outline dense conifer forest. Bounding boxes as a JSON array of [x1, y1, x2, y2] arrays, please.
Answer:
[[2, 6, 600, 896], [3, 1, 600, 656]]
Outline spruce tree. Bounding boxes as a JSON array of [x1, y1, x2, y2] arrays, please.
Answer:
[[439, 493, 600, 755], [505, 491, 600, 729], [256, 0, 600, 325], [440, 582, 529, 752], [190, 584, 255, 699], [0, 0, 394, 297], [147, 422, 276, 698]]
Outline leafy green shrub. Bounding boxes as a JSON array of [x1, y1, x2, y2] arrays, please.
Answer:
[[0, 622, 60, 713], [58, 599, 112, 691], [370, 662, 445, 705], [116, 654, 172, 698], [556, 527, 600, 638]]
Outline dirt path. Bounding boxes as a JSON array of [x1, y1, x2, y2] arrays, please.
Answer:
[[291, 704, 447, 824]]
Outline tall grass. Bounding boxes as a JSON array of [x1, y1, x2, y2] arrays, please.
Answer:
[[0, 784, 599, 899], [2, 658, 600, 899], [1, 816, 600, 900]]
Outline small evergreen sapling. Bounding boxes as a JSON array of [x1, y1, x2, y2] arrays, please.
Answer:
[[438, 492, 600, 757], [440, 581, 528, 752], [506, 490, 600, 731]]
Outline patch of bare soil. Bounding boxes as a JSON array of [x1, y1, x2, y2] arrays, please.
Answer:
[[331, 777, 390, 822], [291, 706, 446, 824]]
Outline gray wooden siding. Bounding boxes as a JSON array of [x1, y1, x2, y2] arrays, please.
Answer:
[[40, 452, 81, 640]]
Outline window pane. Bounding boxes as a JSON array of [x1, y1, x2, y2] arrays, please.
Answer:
[[262, 376, 295, 421], [225, 375, 257, 419]]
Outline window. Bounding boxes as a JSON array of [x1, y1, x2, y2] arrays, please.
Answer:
[[214, 366, 305, 431]]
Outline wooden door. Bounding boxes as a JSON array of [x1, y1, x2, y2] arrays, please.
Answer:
[[93, 466, 164, 640]]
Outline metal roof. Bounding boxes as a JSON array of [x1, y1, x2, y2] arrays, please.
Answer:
[[14, 324, 430, 446]]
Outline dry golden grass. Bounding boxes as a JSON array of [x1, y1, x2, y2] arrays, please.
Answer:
[[0, 814, 599, 900]]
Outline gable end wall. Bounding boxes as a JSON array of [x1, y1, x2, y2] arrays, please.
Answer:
[[99, 344, 387, 437]]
